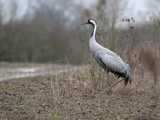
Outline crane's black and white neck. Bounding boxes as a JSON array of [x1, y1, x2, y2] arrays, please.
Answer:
[[87, 19, 97, 38]]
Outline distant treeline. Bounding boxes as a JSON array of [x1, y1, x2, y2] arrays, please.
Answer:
[[0, 7, 89, 64], [0, 7, 160, 64]]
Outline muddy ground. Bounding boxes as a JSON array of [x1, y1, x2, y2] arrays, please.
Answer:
[[0, 63, 160, 120]]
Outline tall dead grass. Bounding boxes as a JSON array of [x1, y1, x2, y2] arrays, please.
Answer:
[[140, 42, 160, 85], [125, 41, 160, 119], [48, 42, 160, 119]]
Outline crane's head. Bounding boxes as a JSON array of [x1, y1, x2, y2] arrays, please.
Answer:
[[83, 18, 97, 27], [87, 19, 96, 25]]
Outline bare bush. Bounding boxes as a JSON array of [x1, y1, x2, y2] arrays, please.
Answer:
[[140, 42, 160, 85]]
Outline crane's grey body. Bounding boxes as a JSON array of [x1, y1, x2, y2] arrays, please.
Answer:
[[85, 19, 132, 85]]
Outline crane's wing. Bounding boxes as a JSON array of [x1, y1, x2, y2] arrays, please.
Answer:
[[95, 50, 126, 74], [102, 47, 125, 65]]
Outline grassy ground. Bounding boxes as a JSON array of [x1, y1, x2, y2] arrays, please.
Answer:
[[0, 63, 160, 120]]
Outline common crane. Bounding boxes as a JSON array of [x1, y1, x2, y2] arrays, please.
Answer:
[[84, 19, 132, 85]]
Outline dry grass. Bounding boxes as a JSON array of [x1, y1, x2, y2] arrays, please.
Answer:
[[0, 47, 160, 120]]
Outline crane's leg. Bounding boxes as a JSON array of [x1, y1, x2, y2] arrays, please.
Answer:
[[105, 68, 110, 74], [117, 75, 121, 79], [124, 78, 132, 86], [124, 80, 128, 86]]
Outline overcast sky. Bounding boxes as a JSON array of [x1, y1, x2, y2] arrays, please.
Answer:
[[123, 0, 160, 22], [79, 0, 160, 22], [0, 0, 160, 24]]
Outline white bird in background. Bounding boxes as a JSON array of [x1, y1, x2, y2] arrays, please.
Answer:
[[84, 19, 132, 85]]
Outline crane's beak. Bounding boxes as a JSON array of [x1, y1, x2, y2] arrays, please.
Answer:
[[81, 22, 88, 25]]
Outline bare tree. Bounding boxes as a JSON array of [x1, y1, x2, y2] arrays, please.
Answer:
[[95, 0, 126, 51]]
